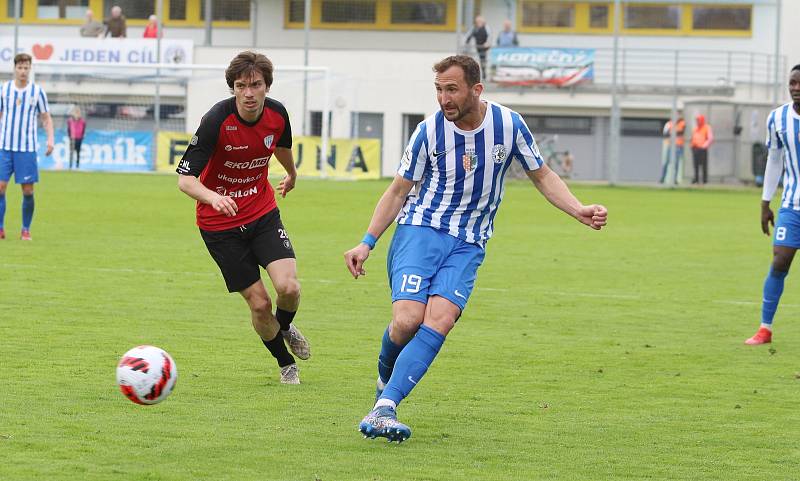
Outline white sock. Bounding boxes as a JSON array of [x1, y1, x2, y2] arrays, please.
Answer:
[[760, 323, 773, 331], [374, 398, 396, 410], [376, 377, 386, 390]]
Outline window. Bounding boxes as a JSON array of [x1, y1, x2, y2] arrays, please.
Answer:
[[104, 0, 154, 20], [521, 1, 575, 28], [692, 7, 750, 31], [391, 1, 447, 25], [285, 0, 456, 31], [402, 114, 425, 146], [321, 0, 375, 23], [523, 116, 593, 135], [37, 0, 88, 19], [288, 0, 305, 23], [621, 118, 665, 137], [169, 0, 187, 21], [624, 5, 680, 30], [201, 0, 250, 21], [7, 2, 24, 17], [589, 5, 608, 29], [310, 111, 332, 137]]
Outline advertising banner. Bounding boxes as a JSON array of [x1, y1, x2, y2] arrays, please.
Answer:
[[157, 131, 192, 172], [0, 37, 193, 66], [293, 136, 381, 180], [38, 129, 154, 171], [158, 132, 382, 180], [490, 47, 594, 87]]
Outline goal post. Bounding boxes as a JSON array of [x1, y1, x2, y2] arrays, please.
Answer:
[[7, 60, 333, 177]]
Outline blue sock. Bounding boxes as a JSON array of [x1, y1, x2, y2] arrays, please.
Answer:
[[761, 266, 789, 327], [21, 194, 34, 230], [0, 193, 5, 229], [380, 325, 445, 406], [378, 326, 405, 384]]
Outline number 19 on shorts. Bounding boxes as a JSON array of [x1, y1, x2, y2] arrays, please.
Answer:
[[400, 274, 422, 293]]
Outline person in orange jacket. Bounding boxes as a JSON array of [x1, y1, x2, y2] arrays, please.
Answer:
[[691, 114, 713, 184]]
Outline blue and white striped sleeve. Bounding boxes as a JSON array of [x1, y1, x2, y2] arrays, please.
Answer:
[[397, 121, 429, 181], [512, 115, 543, 171], [37, 87, 49, 114], [766, 109, 782, 150]]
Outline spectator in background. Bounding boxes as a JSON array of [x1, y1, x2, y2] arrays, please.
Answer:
[[691, 114, 714, 185], [143, 15, 159, 38], [464, 15, 491, 79], [67, 107, 86, 170], [496, 19, 518, 47], [80, 9, 105, 38], [104, 5, 127, 38], [659, 116, 685, 185]]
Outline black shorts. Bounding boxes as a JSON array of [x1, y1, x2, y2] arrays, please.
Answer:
[[200, 209, 296, 293]]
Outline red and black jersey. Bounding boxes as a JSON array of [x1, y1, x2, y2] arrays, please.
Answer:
[[176, 96, 292, 231]]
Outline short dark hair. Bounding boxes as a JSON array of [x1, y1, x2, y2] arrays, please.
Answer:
[[14, 53, 31, 66], [433, 55, 481, 87], [225, 51, 273, 92], [792, 64, 800, 73]]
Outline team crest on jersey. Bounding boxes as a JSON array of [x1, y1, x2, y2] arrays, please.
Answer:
[[491, 144, 507, 164], [264, 135, 274, 149], [216, 186, 226, 195], [462, 149, 478, 172]]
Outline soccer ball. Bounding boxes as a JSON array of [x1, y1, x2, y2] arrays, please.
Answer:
[[116, 345, 178, 405]]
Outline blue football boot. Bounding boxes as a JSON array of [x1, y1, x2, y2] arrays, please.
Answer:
[[359, 405, 411, 443]]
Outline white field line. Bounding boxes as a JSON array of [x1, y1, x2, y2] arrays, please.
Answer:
[[713, 300, 800, 308], [4, 262, 647, 300]]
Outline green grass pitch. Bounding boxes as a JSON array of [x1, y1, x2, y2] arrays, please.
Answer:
[[1, 171, 799, 480]]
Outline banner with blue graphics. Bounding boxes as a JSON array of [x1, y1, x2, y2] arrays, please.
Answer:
[[490, 47, 594, 87], [38, 129, 154, 172]]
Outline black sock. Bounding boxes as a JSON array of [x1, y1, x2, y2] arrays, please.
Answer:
[[262, 332, 295, 367], [276, 307, 296, 332]]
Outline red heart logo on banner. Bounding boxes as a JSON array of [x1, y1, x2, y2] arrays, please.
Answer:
[[32, 44, 54, 60]]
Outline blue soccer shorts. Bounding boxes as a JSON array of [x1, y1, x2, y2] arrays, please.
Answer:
[[0, 150, 38, 184], [386, 224, 485, 311], [774, 208, 800, 248]]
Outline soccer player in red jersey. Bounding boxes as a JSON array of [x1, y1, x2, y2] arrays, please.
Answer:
[[177, 51, 310, 384]]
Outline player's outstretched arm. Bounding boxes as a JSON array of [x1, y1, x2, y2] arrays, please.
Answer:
[[273, 147, 297, 198], [178, 174, 238, 217], [344, 175, 415, 278], [527, 164, 607, 230]]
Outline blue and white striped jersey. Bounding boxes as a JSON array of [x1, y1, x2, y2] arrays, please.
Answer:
[[397, 100, 543, 246], [767, 103, 800, 210], [0, 80, 49, 152]]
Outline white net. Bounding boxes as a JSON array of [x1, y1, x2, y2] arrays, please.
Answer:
[[5, 61, 334, 176]]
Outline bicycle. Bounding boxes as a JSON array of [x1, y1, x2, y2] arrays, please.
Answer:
[[537, 134, 573, 178]]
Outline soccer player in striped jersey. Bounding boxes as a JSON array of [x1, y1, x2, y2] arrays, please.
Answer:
[[0, 53, 54, 240], [745, 64, 800, 345], [344, 55, 608, 442]]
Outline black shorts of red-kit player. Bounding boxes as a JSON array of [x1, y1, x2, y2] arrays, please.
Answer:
[[200, 209, 296, 293]]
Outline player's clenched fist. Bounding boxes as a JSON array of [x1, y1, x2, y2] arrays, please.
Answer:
[[577, 204, 607, 230]]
